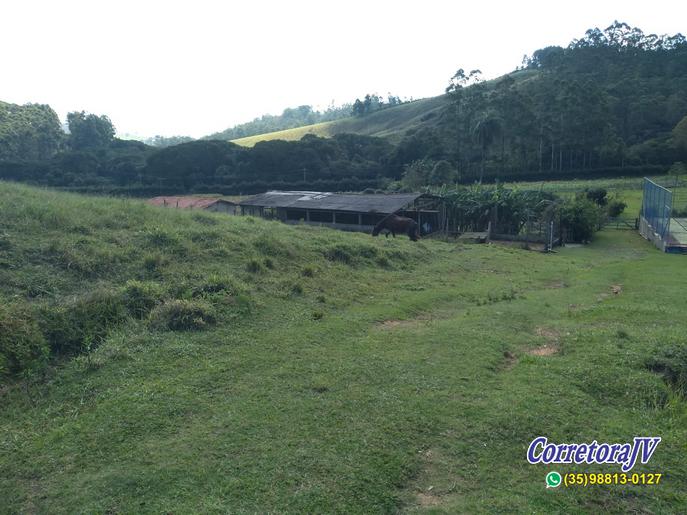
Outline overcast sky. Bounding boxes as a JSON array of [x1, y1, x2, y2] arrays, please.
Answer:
[[2, 0, 684, 138]]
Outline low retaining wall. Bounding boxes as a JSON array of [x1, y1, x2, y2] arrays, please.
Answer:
[[639, 216, 666, 252]]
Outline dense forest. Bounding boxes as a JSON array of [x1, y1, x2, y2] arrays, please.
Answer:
[[1, 22, 686, 195]]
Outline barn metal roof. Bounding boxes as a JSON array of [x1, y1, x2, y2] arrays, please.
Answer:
[[239, 191, 423, 214], [148, 196, 236, 209]]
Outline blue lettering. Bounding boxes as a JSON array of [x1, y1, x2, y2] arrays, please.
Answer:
[[574, 444, 588, 463], [527, 436, 547, 464], [595, 443, 610, 463]]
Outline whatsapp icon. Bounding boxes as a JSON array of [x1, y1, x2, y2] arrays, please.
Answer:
[[546, 471, 562, 488]]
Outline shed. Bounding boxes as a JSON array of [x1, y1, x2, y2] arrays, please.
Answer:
[[147, 196, 237, 214], [239, 191, 439, 233]]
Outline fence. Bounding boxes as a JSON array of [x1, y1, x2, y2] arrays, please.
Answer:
[[640, 178, 673, 251], [641, 178, 672, 239]]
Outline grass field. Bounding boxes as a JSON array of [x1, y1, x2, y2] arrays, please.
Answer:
[[1, 180, 686, 513], [230, 96, 448, 147]]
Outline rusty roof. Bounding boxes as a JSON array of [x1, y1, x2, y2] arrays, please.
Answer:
[[147, 196, 236, 209], [239, 191, 424, 214]]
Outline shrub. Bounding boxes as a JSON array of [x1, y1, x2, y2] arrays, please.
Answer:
[[559, 196, 604, 243], [585, 187, 608, 206], [301, 266, 315, 277], [607, 199, 627, 217], [149, 300, 216, 331], [0, 303, 49, 378], [122, 280, 164, 318], [39, 289, 128, 355]]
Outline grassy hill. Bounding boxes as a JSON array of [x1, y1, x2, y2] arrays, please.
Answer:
[[1, 180, 686, 512], [231, 95, 449, 147]]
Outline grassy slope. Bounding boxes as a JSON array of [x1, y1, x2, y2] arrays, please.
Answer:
[[1, 181, 686, 513], [230, 96, 448, 147]]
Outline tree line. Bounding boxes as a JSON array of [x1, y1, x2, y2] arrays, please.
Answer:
[[1, 22, 686, 194]]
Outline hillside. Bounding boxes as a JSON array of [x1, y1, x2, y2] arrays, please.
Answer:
[[1, 181, 686, 512], [231, 95, 450, 147], [2, 23, 686, 196]]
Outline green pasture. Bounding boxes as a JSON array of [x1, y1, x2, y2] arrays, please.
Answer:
[[0, 180, 685, 513]]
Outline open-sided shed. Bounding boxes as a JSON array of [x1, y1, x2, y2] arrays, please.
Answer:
[[239, 191, 439, 233]]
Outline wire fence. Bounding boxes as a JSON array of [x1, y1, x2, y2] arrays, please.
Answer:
[[641, 178, 672, 239]]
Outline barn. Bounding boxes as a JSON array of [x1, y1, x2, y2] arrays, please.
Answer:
[[147, 196, 238, 214], [239, 190, 440, 234]]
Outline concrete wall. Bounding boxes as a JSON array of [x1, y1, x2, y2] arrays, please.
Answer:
[[639, 216, 666, 252]]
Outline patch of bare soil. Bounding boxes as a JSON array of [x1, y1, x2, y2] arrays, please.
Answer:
[[528, 327, 560, 356], [416, 491, 441, 507], [546, 280, 567, 289], [528, 345, 558, 356]]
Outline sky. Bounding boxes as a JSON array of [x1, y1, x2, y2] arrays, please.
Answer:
[[2, 0, 685, 138]]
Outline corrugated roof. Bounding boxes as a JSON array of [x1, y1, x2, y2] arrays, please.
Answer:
[[239, 191, 423, 214], [147, 196, 236, 209]]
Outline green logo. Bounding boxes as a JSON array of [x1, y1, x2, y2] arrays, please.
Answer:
[[546, 471, 562, 488]]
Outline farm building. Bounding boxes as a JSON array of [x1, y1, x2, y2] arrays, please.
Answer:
[[239, 191, 440, 234], [147, 196, 238, 214]]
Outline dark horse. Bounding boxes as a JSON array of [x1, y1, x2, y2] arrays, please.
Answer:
[[372, 214, 420, 241]]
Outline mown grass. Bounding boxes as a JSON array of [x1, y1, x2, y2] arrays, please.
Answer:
[[0, 180, 686, 513], [231, 121, 337, 147], [230, 96, 448, 147]]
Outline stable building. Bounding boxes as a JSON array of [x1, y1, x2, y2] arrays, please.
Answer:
[[147, 196, 238, 214], [239, 190, 440, 234]]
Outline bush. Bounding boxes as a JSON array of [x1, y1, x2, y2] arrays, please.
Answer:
[[585, 187, 608, 206], [607, 199, 627, 217], [39, 289, 128, 355], [122, 280, 164, 318], [0, 303, 49, 378], [559, 196, 604, 243], [149, 300, 216, 331]]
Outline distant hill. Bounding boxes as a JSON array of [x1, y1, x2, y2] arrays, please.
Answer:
[[2, 21, 686, 195], [204, 104, 352, 141], [230, 96, 449, 147]]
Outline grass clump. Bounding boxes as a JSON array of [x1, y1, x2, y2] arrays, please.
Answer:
[[246, 259, 264, 273], [0, 303, 49, 378], [149, 300, 216, 332], [646, 344, 687, 396], [192, 274, 245, 297], [121, 280, 164, 318], [324, 242, 378, 265], [39, 289, 128, 356]]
